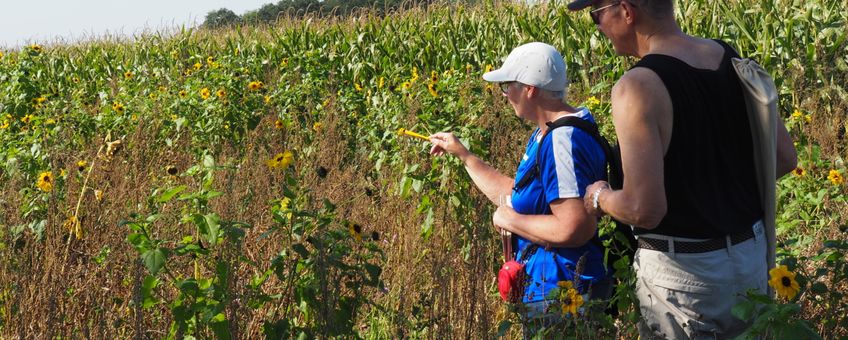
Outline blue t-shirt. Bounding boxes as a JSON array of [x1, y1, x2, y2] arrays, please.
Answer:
[[511, 108, 609, 303]]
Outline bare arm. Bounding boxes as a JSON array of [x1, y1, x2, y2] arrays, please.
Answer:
[[493, 198, 597, 248], [775, 121, 797, 178], [584, 69, 671, 229], [429, 132, 513, 204]]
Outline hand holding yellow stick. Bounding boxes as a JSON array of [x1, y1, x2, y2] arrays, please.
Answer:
[[397, 128, 430, 141]]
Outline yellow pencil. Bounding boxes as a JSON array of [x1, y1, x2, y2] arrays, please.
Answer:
[[397, 128, 430, 141]]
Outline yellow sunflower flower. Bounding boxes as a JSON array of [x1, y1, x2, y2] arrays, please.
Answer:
[[274, 118, 285, 130], [560, 288, 584, 315], [0, 119, 9, 129], [791, 109, 802, 120], [178, 90, 188, 98], [427, 83, 438, 97], [37, 171, 53, 192], [313, 122, 323, 133], [768, 265, 800, 300], [63, 214, 83, 240], [354, 82, 363, 92], [348, 222, 362, 242], [30, 44, 42, 53], [485, 64, 494, 73], [200, 87, 211, 100], [77, 160, 87, 172], [266, 151, 294, 170], [828, 169, 843, 186], [206, 56, 215, 65], [792, 167, 806, 177], [216, 89, 226, 98], [124, 71, 134, 79], [193, 62, 202, 70], [248, 81, 264, 91], [112, 102, 125, 114], [21, 114, 33, 124]]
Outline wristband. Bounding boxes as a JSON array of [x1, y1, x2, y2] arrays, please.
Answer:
[[592, 186, 608, 211]]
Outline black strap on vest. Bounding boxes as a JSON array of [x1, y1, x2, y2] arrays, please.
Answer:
[[513, 116, 616, 191]]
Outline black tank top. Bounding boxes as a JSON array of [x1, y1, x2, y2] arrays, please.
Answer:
[[632, 40, 762, 238]]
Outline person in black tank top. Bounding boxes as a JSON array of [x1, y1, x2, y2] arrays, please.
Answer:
[[568, 0, 797, 338]]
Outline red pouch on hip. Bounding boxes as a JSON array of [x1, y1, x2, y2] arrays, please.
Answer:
[[498, 260, 525, 302]]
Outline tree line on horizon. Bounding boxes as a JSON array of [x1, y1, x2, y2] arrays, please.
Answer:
[[204, 0, 478, 28]]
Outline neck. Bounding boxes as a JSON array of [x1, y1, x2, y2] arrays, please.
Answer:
[[534, 101, 579, 130], [634, 19, 686, 57]]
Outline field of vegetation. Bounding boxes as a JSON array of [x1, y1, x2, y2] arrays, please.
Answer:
[[0, 0, 845, 338]]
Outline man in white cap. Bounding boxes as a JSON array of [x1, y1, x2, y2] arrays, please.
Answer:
[[568, 0, 797, 338], [429, 42, 612, 335]]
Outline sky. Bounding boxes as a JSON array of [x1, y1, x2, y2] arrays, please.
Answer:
[[0, 0, 273, 48]]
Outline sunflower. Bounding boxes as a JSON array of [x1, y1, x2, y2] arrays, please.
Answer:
[[560, 288, 584, 316], [792, 167, 806, 177], [427, 83, 438, 97], [216, 89, 226, 98], [348, 222, 362, 242], [248, 81, 264, 91], [77, 160, 87, 172], [312, 122, 323, 133], [0, 119, 9, 129], [30, 44, 42, 53], [200, 87, 211, 100], [828, 169, 843, 186], [280, 58, 289, 67], [178, 90, 188, 98], [62, 215, 82, 240], [165, 165, 178, 176], [768, 265, 800, 300], [37, 171, 53, 192], [274, 118, 285, 130], [112, 102, 125, 114], [430, 70, 438, 83], [124, 71, 134, 79], [485, 64, 494, 73], [354, 82, 363, 92], [206, 56, 215, 64], [21, 114, 33, 124], [791, 109, 803, 120], [193, 62, 202, 70], [266, 151, 294, 170]]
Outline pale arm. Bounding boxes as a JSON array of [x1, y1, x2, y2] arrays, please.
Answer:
[[429, 132, 514, 204], [494, 198, 597, 248]]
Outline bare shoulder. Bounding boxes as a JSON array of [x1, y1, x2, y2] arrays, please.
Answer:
[[611, 67, 673, 151], [611, 68, 670, 120]]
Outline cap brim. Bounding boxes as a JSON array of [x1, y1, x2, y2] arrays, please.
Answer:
[[567, 0, 593, 11], [482, 69, 513, 83]]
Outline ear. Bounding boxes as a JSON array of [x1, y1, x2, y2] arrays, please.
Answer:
[[621, 0, 636, 24], [525, 86, 538, 99]]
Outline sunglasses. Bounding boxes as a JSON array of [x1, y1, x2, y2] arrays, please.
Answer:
[[590, 1, 622, 25], [499, 81, 516, 94]]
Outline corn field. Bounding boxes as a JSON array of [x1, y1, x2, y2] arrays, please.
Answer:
[[0, 0, 846, 338]]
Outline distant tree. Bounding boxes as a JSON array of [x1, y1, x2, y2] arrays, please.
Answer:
[[204, 8, 241, 28]]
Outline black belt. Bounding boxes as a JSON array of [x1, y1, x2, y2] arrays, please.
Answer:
[[637, 229, 756, 253]]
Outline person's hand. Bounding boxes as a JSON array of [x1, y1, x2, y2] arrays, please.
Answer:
[[492, 205, 515, 233], [583, 181, 611, 218], [429, 132, 471, 160]]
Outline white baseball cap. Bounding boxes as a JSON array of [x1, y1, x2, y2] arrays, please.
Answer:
[[483, 42, 569, 92]]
